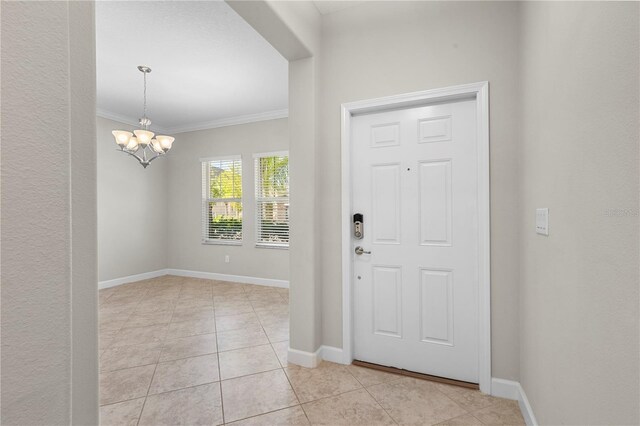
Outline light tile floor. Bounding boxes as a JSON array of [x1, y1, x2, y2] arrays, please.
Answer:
[[99, 276, 525, 425]]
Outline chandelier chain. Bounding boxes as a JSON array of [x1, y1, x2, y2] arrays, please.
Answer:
[[143, 70, 147, 119]]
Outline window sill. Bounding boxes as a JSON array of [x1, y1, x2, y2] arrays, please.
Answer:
[[202, 240, 242, 246], [255, 244, 289, 250]]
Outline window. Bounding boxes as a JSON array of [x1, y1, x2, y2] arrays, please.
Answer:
[[201, 156, 242, 244], [255, 152, 289, 248]]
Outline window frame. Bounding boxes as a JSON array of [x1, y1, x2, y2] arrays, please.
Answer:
[[254, 151, 290, 249], [201, 155, 243, 246]]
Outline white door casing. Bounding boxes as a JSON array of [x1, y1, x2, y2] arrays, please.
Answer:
[[340, 82, 491, 392]]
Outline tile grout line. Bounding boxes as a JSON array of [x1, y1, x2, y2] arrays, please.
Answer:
[[138, 277, 186, 425], [236, 285, 297, 424], [222, 286, 301, 425], [212, 286, 226, 426], [100, 290, 148, 351], [222, 404, 303, 426], [359, 381, 399, 425], [281, 369, 312, 425], [297, 386, 387, 410], [441, 412, 486, 425], [220, 283, 259, 425], [102, 348, 217, 374], [108, 380, 222, 406], [101, 322, 285, 372], [344, 365, 407, 425], [135, 360, 158, 426]]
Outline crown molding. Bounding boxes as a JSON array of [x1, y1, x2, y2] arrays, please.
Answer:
[[164, 109, 289, 134], [96, 108, 288, 135], [96, 108, 170, 134]]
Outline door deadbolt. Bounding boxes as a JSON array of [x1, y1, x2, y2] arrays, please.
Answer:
[[353, 213, 364, 239], [355, 246, 371, 255]]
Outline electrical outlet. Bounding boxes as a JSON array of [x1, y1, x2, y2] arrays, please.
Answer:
[[224, 255, 230, 263], [536, 208, 549, 236]]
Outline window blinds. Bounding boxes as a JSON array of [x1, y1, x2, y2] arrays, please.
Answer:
[[254, 152, 289, 247], [201, 156, 243, 243]]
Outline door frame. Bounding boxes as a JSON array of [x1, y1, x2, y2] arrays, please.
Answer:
[[340, 81, 491, 393]]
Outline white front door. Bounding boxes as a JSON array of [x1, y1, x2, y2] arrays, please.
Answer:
[[351, 98, 479, 383]]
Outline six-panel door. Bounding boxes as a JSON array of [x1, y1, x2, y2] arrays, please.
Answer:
[[352, 98, 479, 383]]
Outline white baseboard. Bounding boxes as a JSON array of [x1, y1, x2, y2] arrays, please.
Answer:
[[287, 347, 321, 368], [517, 383, 538, 426], [286, 345, 345, 368], [491, 378, 538, 426], [99, 268, 289, 290], [98, 269, 169, 289], [166, 268, 289, 288], [320, 345, 346, 364], [491, 378, 520, 400]]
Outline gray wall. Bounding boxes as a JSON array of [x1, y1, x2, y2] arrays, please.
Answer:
[[318, 1, 522, 380], [1, 1, 98, 424], [518, 2, 639, 424], [97, 116, 168, 282], [167, 119, 290, 281]]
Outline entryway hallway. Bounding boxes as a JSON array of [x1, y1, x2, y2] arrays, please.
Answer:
[[99, 276, 523, 425]]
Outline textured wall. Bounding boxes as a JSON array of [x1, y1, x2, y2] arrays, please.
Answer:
[[318, 1, 522, 380], [97, 117, 168, 282], [518, 2, 639, 424], [1, 1, 98, 424], [167, 119, 289, 281]]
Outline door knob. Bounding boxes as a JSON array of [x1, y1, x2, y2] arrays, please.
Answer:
[[355, 246, 371, 255]]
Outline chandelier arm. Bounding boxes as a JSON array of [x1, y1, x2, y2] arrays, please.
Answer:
[[117, 148, 145, 165], [147, 152, 164, 164]]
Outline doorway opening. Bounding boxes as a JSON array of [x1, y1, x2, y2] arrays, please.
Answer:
[[96, 2, 292, 423]]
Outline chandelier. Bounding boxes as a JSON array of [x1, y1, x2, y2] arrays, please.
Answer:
[[111, 66, 175, 168]]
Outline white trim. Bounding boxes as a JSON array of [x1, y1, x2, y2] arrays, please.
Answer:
[[200, 154, 242, 163], [340, 103, 354, 365], [167, 109, 289, 134], [476, 82, 492, 394], [253, 150, 289, 158], [518, 384, 539, 426], [320, 345, 344, 364], [490, 378, 521, 400], [287, 346, 344, 368], [99, 268, 289, 289], [166, 268, 289, 288], [287, 346, 321, 368], [97, 108, 288, 135], [201, 240, 243, 246], [340, 82, 492, 389], [96, 108, 169, 134], [491, 378, 538, 426], [98, 269, 169, 289]]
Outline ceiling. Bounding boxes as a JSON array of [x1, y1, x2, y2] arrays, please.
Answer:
[[96, 1, 288, 134]]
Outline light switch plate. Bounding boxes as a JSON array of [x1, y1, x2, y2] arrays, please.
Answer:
[[536, 208, 549, 236]]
